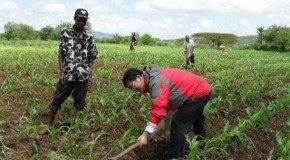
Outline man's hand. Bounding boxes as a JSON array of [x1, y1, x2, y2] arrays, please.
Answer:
[[60, 72, 66, 84], [137, 132, 150, 147], [88, 62, 94, 88], [88, 75, 93, 88], [158, 118, 167, 132]]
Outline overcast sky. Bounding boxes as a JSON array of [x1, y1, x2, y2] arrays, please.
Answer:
[[0, 0, 289, 39]]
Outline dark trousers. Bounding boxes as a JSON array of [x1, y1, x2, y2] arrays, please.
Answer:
[[49, 80, 88, 111], [167, 92, 211, 159], [189, 54, 195, 64]]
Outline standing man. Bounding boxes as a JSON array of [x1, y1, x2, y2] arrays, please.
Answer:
[[183, 35, 195, 69], [130, 32, 137, 51], [122, 66, 212, 159], [40, 8, 98, 135]]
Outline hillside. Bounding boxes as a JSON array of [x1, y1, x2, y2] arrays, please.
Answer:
[[238, 35, 258, 45], [92, 31, 113, 38]]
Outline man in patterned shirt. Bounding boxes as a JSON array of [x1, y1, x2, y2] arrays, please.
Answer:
[[40, 8, 98, 135], [183, 35, 195, 69]]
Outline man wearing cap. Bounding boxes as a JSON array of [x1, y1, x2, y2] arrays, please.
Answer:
[[183, 35, 195, 69], [40, 8, 98, 135]]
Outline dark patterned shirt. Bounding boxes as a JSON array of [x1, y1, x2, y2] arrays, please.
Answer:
[[59, 27, 98, 82]]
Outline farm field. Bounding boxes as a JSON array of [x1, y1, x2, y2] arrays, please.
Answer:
[[0, 40, 289, 160]]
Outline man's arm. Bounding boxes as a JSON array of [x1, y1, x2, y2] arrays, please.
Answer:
[[88, 61, 94, 86], [183, 42, 187, 54], [87, 36, 98, 86], [58, 50, 65, 83], [138, 82, 170, 146]]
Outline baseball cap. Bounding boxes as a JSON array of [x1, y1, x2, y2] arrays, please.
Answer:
[[74, 8, 89, 19]]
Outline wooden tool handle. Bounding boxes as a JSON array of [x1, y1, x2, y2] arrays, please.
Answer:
[[110, 143, 139, 160]]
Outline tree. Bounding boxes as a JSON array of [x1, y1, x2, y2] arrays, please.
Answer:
[[48, 21, 92, 40], [255, 25, 290, 51], [49, 22, 72, 40], [141, 33, 155, 45], [274, 26, 290, 51], [85, 21, 93, 33], [40, 26, 54, 40], [256, 27, 264, 41], [112, 33, 122, 44], [4, 22, 38, 40], [193, 32, 238, 47], [0, 33, 7, 40]]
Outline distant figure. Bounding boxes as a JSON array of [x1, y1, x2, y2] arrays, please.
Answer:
[[219, 45, 227, 55], [130, 32, 137, 51], [183, 35, 195, 69]]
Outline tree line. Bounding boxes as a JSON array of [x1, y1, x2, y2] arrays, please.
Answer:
[[0, 21, 181, 47], [255, 25, 290, 51], [0, 21, 289, 51]]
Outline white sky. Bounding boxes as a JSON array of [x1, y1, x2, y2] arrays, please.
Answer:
[[0, 0, 289, 39]]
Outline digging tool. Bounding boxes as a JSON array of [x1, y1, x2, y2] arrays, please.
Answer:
[[110, 142, 139, 160]]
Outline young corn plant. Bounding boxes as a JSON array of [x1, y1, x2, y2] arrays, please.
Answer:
[[185, 135, 202, 160], [227, 120, 246, 146], [108, 106, 120, 126], [204, 137, 229, 159], [25, 99, 33, 114], [75, 111, 91, 132], [139, 104, 149, 121], [0, 121, 15, 158], [43, 151, 62, 160], [138, 95, 150, 121], [223, 93, 234, 115], [275, 131, 290, 158], [72, 143, 83, 159], [1, 74, 16, 93], [18, 109, 38, 137], [121, 108, 133, 124], [0, 120, 5, 133], [204, 121, 240, 158], [115, 125, 138, 150], [240, 89, 251, 104], [96, 110, 112, 126], [48, 125, 58, 148], [31, 124, 47, 154], [204, 96, 222, 118], [0, 138, 15, 159], [82, 132, 105, 159], [267, 147, 275, 160]]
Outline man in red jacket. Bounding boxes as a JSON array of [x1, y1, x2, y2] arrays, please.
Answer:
[[122, 66, 212, 159]]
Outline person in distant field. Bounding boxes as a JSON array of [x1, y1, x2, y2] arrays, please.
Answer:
[[122, 66, 212, 159], [219, 44, 227, 55], [183, 35, 195, 69], [39, 8, 99, 135], [130, 32, 137, 51]]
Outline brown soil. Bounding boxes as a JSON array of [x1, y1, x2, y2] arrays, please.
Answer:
[[0, 65, 289, 160]]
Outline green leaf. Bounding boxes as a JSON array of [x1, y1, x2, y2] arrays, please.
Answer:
[[275, 131, 283, 145]]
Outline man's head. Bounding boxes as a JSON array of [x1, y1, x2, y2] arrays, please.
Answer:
[[74, 8, 89, 30], [122, 68, 145, 93], [74, 8, 89, 19], [185, 35, 190, 42]]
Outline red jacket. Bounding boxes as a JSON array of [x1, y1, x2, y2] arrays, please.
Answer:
[[143, 66, 212, 133]]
